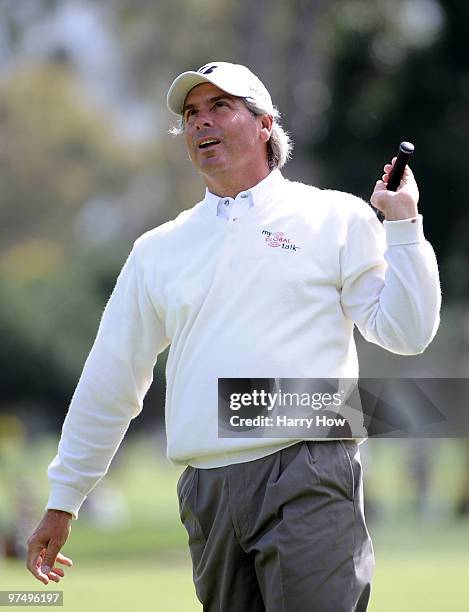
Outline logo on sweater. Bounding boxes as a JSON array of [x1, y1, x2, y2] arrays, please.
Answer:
[[262, 230, 300, 251]]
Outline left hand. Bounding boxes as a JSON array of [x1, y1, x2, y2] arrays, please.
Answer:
[[371, 157, 419, 221], [26, 510, 73, 585]]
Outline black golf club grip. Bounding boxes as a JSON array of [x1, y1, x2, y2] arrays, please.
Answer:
[[386, 141, 415, 191]]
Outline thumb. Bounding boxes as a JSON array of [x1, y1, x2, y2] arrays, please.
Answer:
[[40, 542, 60, 575]]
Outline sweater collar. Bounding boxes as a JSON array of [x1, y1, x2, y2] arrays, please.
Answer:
[[203, 169, 285, 217]]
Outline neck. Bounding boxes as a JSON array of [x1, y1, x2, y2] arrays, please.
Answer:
[[203, 166, 271, 199]]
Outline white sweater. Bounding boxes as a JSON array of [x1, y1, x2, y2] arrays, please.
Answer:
[[47, 170, 441, 517]]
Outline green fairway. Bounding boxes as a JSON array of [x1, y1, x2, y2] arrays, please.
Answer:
[[368, 518, 469, 611], [370, 557, 469, 612], [2, 556, 200, 612]]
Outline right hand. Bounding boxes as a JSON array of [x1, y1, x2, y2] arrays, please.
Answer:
[[370, 159, 419, 221], [26, 509, 74, 585]]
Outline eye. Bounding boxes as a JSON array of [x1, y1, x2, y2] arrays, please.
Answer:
[[214, 100, 227, 109], [184, 108, 196, 121]]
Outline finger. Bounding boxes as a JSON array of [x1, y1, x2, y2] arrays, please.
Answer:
[[26, 541, 42, 573], [35, 573, 50, 586], [40, 543, 61, 576], [34, 563, 51, 586], [46, 572, 61, 583], [27, 542, 49, 584], [41, 563, 66, 584], [371, 181, 387, 208], [33, 547, 45, 567], [56, 553, 74, 567], [374, 179, 386, 191]]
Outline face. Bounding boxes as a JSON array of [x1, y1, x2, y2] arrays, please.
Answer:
[[182, 83, 272, 191]]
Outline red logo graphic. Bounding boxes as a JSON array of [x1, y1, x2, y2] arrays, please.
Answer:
[[266, 232, 290, 247]]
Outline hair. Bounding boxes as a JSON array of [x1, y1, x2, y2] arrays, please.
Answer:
[[169, 97, 294, 170]]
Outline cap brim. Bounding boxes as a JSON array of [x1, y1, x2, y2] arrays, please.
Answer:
[[166, 69, 253, 116], [166, 71, 216, 116]]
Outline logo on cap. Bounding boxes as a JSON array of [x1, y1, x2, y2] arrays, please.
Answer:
[[198, 64, 218, 75]]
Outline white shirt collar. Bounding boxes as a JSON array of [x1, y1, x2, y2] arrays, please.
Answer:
[[204, 169, 284, 218]]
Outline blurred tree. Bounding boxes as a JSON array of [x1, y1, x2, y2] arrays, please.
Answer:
[[0, 63, 134, 251], [309, 0, 469, 296], [0, 62, 163, 421]]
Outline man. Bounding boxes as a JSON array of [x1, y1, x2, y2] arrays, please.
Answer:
[[27, 62, 441, 611]]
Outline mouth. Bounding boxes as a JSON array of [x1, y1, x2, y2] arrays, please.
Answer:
[[197, 138, 221, 150]]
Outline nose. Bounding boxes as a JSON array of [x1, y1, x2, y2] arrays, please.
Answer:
[[195, 110, 213, 130]]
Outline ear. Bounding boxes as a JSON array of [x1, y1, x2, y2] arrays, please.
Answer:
[[259, 114, 273, 143]]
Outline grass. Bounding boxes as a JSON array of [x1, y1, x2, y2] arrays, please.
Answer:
[[370, 557, 469, 612], [2, 556, 200, 612], [1, 435, 469, 610], [368, 517, 469, 612]]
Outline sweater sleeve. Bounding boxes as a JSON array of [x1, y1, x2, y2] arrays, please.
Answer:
[[339, 202, 441, 355], [46, 246, 170, 519]]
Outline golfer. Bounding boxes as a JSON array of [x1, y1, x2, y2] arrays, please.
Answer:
[[27, 62, 441, 611]]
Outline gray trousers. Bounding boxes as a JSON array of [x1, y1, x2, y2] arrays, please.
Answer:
[[177, 440, 374, 612]]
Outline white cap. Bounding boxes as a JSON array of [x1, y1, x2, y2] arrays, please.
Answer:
[[166, 61, 274, 116]]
